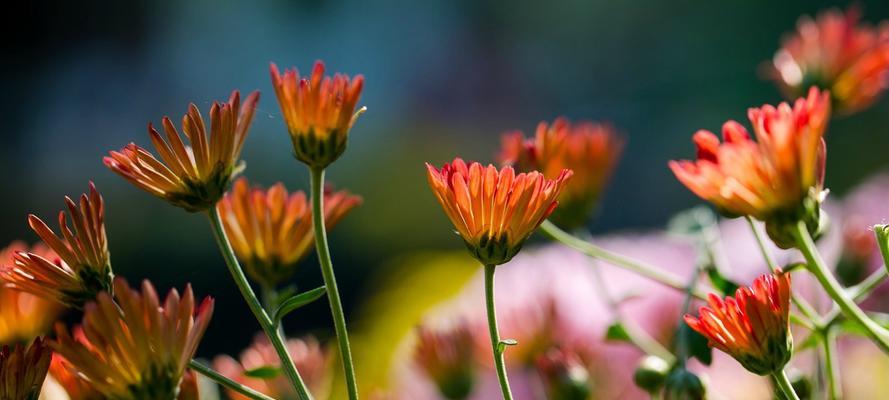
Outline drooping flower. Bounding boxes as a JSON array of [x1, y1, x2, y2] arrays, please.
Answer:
[[0, 242, 62, 344], [768, 7, 889, 115], [413, 322, 478, 400], [0, 337, 52, 400], [270, 61, 365, 169], [684, 271, 793, 375], [499, 118, 623, 229], [669, 87, 830, 248], [217, 177, 362, 287], [426, 158, 572, 265], [104, 90, 259, 212], [51, 278, 214, 399], [1, 183, 112, 307], [213, 334, 331, 400]]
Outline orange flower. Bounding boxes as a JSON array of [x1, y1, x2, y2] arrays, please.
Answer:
[[270, 61, 366, 168], [0, 242, 62, 344], [217, 177, 362, 287], [0, 337, 52, 399], [684, 271, 792, 375], [413, 322, 478, 399], [1, 183, 112, 308], [499, 117, 623, 229], [214, 334, 331, 400], [669, 88, 830, 247], [768, 7, 889, 114], [535, 347, 592, 400], [426, 158, 572, 265], [51, 278, 214, 399], [105, 90, 259, 212], [48, 354, 102, 400]]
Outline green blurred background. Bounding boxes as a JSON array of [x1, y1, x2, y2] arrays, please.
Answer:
[[2, 0, 889, 361]]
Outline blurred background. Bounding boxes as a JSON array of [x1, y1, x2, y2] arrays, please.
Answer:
[[2, 0, 889, 382]]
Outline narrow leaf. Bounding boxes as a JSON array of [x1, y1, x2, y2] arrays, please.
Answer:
[[273, 286, 327, 324], [605, 322, 632, 342], [244, 365, 281, 378]]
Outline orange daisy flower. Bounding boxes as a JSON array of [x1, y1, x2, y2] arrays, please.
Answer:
[[684, 271, 792, 375], [217, 177, 361, 287], [768, 7, 889, 115], [270, 61, 366, 168], [51, 278, 214, 399], [48, 354, 101, 400], [105, 90, 260, 212], [426, 158, 572, 265], [413, 322, 478, 399], [213, 334, 331, 400], [0, 337, 52, 399], [669, 88, 830, 247], [1, 183, 112, 308], [499, 117, 623, 229], [0, 242, 62, 344]]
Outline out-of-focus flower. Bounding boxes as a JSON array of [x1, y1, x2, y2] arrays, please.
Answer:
[[535, 346, 592, 400], [0, 337, 52, 400], [270, 61, 365, 169], [1, 183, 112, 307], [51, 278, 214, 399], [685, 271, 792, 375], [213, 334, 331, 400], [768, 7, 889, 115], [499, 117, 622, 229], [104, 91, 259, 212], [48, 354, 102, 400], [0, 242, 62, 344], [663, 368, 706, 400], [669, 88, 830, 248], [426, 158, 572, 265], [218, 177, 361, 287], [413, 322, 478, 400]]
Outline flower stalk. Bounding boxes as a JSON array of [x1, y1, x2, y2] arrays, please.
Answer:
[[484, 264, 514, 400], [189, 360, 275, 400], [773, 369, 802, 400], [819, 328, 841, 400]]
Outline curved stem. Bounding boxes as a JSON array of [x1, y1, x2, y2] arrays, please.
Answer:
[[819, 328, 841, 400], [189, 359, 275, 400], [310, 167, 359, 400], [876, 225, 889, 275], [207, 208, 314, 400], [792, 221, 889, 354], [772, 369, 801, 400], [485, 264, 514, 400]]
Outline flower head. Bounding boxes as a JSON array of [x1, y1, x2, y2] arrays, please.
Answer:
[[217, 177, 361, 287], [413, 322, 478, 400], [213, 334, 331, 400], [1, 183, 112, 307], [535, 346, 592, 400], [426, 158, 572, 265], [499, 117, 622, 229], [684, 271, 793, 375], [48, 354, 102, 400], [51, 278, 214, 399], [0, 337, 52, 400], [0, 242, 63, 344], [669, 88, 830, 247], [105, 90, 259, 212], [768, 7, 889, 114], [270, 61, 365, 168]]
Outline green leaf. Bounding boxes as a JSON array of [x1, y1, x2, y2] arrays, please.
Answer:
[[675, 325, 712, 366], [782, 262, 807, 273], [243, 365, 281, 379], [605, 322, 632, 342], [272, 286, 327, 324], [706, 267, 739, 295], [796, 332, 821, 352], [497, 339, 517, 354]]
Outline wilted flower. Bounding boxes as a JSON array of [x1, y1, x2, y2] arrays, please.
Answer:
[[684, 271, 793, 375], [1, 183, 112, 307], [413, 322, 478, 400], [768, 7, 889, 114], [669, 88, 830, 248], [499, 117, 622, 229], [105, 90, 259, 212], [217, 177, 361, 287], [426, 158, 572, 265], [0, 337, 52, 400], [214, 334, 331, 400], [535, 346, 593, 400], [0, 242, 62, 344], [270, 61, 365, 168], [51, 278, 214, 399]]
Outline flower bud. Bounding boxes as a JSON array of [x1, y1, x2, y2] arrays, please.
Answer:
[[535, 347, 592, 400], [633, 355, 670, 393], [663, 368, 706, 400]]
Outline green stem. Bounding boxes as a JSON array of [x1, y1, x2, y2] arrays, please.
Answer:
[[876, 225, 889, 274], [539, 220, 708, 299], [820, 328, 841, 400], [484, 264, 514, 400], [792, 221, 889, 354], [310, 167, 359, 400], [822, 267, 889, 327], [772, 369, 801, 400], [189, 359, 275, 400], [207, 208, 314, 400]]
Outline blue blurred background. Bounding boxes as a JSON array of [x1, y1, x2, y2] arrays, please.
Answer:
[[2, 0, 889, 358]]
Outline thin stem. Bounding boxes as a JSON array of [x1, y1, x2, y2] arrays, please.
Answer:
[[539, 220, 708, 299], [792, 221, 889, 354], [823, 267, 889, 327], [772, 369, 801, 400], [310, 167, 359, 400], [207, 208, 314, 400], [876, 225, 889, 274], [484, 264, 514, 400], [189, 359, 275, 400], [820, 328, 841, 400]]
